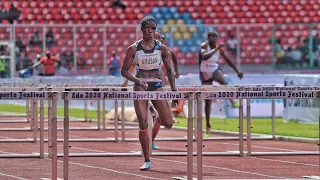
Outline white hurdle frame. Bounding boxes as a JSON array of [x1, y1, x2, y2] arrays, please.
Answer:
[[0, 91, 58, 180]]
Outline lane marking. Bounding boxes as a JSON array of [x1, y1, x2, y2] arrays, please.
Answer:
[[151, 157, 286, 179]]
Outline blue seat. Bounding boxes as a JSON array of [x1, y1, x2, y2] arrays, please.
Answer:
[[197, 26, 206, 33], [154, 13, 163, 21], [194, 19, 203, 24], [158, 19, 166, 24], [172, 13, 180, 19], [177, 40, 184, 46], [186, 40, 193, 46], [185, 19, 194, 24], [192, 33, 201, 39], [169, 7, 178, 13], [181, 46, 189, 53], [151, 7, 160, 14], [181, 13, 191, 20], [190, 46, 199, 53], [163, 13, 172, 20], [160, 7, 169, 14]]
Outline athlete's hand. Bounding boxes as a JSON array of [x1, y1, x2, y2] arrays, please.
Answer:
[[139, 79, 148, 90], [175, 72, 180, 78], [218, 43, 225, 49], [237, 71, 243, 79]]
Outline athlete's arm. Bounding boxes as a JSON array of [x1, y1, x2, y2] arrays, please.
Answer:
[[169, 49, 179, 78], [161, 45, 176, 91], [53, 56, 62, 67], [121, 44, 147, 89], [220, 48, 243, 79], [121, 64, 136, 87], [200, 43, 224, 60]]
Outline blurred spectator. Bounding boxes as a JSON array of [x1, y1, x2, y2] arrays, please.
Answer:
[[46, 29, 55, 47], [7, 3, 20, 24], [226, 31, 237, 55], [108, 50, 121, 76], [34, 54, 44, 75], [313, 33, 320, 52], [274, 38, 285, 64], [0, 55, 6, 78], [284, 46, 302, 66], [65, 51, 74, 68], [0, 4, 7, 23], [15, 36, 26, 54], [29, 30, 41, 46], [112, 0, 126, 10]]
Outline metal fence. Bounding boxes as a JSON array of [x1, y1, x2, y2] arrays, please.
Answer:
[[0, 23, 319, 75]]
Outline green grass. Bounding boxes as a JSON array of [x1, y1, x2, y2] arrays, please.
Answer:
[[174, 117, 319, 138], [0, 104, 318, 138], [0, 104, 101, 120]]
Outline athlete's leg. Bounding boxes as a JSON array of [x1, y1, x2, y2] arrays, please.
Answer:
[[151, 87, 174, 129], [213, 70, 239, 108], [133, 85, 151, 170], [149, 105, 160, 150], [202, 81, 212, 135]]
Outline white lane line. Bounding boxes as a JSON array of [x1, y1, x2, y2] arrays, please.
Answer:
[[151, 157, 286, 179], [0, 172, 28, 180], [249, 156, 320, 167], [55, 159, 166, 180]]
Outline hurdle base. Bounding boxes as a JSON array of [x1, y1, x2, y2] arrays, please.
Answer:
[[302, 176, 320, 179], [172, 176, 197, 180], [0, 153, 40, 158]]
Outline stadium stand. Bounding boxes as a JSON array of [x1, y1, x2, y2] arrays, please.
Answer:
[[0, 0, 319, 70]]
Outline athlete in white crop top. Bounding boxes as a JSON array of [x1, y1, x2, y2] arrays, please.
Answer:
[[121, 16, 176, 171], [199, 30, 244, 136]]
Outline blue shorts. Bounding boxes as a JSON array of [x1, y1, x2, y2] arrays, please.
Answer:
[[134, 81, 163, 91], [199, 66, 223, 84]]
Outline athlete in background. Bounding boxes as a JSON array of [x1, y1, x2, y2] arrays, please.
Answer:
[[199, 30, 243, 136]]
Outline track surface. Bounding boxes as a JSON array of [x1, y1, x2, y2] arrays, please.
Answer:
[[0, 117, 319, 180]]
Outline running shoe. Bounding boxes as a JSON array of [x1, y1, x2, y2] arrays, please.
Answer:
[[232, 100, 239, 108], [140, 161, 151, 171], [152, 142, 160, 150], [204, 127, 211, 137]]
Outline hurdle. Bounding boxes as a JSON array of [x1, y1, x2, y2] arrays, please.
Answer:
[[57, 87, 320, 180], [0, 84, 137, 132], [0, 91, 58, 163]]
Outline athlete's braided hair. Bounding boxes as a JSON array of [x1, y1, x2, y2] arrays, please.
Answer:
[[208, 30, 219, 37], [141, 16, 157, 28]]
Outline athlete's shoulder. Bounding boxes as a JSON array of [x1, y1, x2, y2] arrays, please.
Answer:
[[200, 41, 208, 49]]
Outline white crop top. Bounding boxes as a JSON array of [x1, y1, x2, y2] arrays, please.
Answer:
[[200, 42, 220, 72], [133, 39, 162, 71]]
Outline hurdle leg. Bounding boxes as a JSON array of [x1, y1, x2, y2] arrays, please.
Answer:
[[63, 95, 70, 180], [32, 100, 38, 143], [102, 100, 106, 130], [271, 99, 276, 140], [114, 100, 119, 142], [48, 100, 52, 158], [52, 95, 58, 180], [193, 99, 197, 141], [97, 100, 101, 130], [26, 100, 30, 122], [148, 103, 152, 156], [239, 99, 244, 157], [187, 96, 194, 180], [30, 100, 34, 130], [40, 99, 44, 159], [121, 99, 125, 141], [196, 93, 203, 180], [84, 100, 88, 122], [246, 99, 251, 156]]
